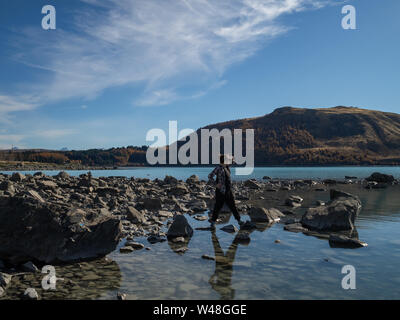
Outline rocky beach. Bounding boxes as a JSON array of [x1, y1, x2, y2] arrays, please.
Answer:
[[0, 170, 397, 299]]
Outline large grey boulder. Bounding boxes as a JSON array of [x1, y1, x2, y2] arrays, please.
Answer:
[[0, 195, 123, 264], [167, 215, 193, 239], [301, 190, 361, 231], [249, 207, 284, 223]]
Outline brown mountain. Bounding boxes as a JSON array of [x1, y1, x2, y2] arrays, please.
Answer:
[[200, 106, 400, 165]]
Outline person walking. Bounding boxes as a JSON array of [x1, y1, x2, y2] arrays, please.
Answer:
[[208, 154, 243, 229]]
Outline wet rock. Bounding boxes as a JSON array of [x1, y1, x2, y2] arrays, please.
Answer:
[[120, 246, 134, 254], [193, 215, 208, 221], [262, 176, 271, 180], [220, 224, 238, 233], [167, 215, 193, 239], [125, 242, 145, 250], [22, 288, 39, 300], [301, 190, 361, 231], [249, 207, 283, 223], [329, 235, 368, 248], [274, 240, 281, 244], [316, 200, 325, 206], [284, 223, 308, 233], [345, 176, 357, 180], [366, 172, 394, 183], [201, 254, 215, 261], [0, 195, 123, 264]]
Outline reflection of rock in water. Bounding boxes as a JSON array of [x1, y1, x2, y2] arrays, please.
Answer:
[[1, 257, 121, 300], [167, 237, 191, 255]]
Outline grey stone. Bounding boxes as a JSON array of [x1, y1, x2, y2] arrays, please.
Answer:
[[22, 288, 39, 300], [249, 207, 283, 223]]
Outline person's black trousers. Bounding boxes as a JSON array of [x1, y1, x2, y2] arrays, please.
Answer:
[[211, 189, 241, 222]]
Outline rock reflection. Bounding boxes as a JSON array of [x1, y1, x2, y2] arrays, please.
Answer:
[[1, 257, 121, 300]]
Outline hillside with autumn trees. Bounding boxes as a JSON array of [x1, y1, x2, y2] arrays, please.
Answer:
[[2, 106, 400, 167], [201, 106, 400, 165]]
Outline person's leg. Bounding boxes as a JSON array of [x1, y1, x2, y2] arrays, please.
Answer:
[[225, 191, 241, 222], [210, 189, 225, 222]]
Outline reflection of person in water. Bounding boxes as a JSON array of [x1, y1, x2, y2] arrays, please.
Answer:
[[208, 229, 240, 300]]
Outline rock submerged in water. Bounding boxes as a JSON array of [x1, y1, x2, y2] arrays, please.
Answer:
[[0, 195, 123, 264], [301, 189, 361, 231], [329, 235, 368, 248]]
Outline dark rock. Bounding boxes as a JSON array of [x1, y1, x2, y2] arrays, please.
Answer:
[[22, 261, 39, 273], [142, 198, 162, 210], [366, 172, 394, 183], [345, 176, 357, 179], [249, 207, 283, 223], [0, 195, 123, 264], [234, 232, 251, 244], [329, 235, 368, 248], [10, 172, 25, 182], [284, 223, 308, 233], [186, 175, 199, 184], [201, 254, 215, 261], [220, 224, 238, 233], [168, 185, 189, 196], [167, 215, 193, 239]]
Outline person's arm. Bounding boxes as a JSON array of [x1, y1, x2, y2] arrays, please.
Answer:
[[208, 167, 217, 181]]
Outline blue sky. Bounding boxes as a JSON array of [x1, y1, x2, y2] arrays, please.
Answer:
[[0, 0, 399, 150]]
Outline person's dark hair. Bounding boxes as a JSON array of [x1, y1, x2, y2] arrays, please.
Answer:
[[220, 154, 225, 164]]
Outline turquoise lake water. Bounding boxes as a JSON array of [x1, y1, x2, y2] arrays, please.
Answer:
[[4, 166, 400, 181]]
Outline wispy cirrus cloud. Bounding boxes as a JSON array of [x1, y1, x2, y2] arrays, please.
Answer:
[[3, 0, 332, 115]]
